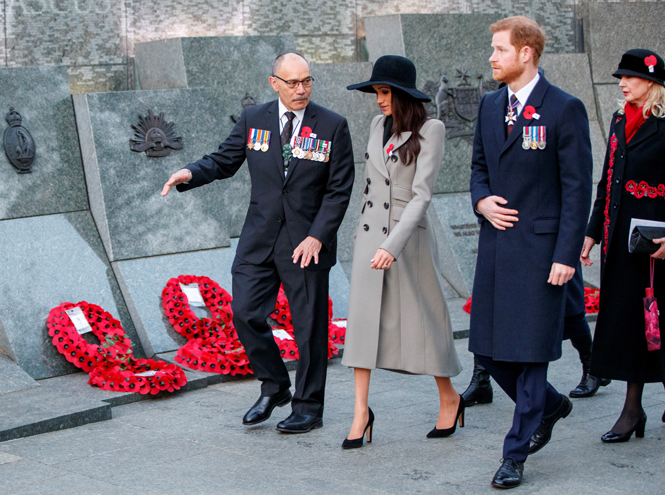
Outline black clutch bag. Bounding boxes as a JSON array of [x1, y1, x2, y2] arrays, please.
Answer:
[[629, 226, 665, 254]]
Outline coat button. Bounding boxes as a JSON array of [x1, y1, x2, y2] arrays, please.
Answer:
[[615, 179, 620, 184], [613, 202, 617, 209], [382, 227, 387, 234], [366, 178, 371, 185], [365, 152, 369, 160], [384, 203, 389, 209], [282, 190, 288, 195], [391, 155, 398, 163], [385, 179, 390, 186], [367, 201, 373, 207], [363, 224, 369, 231], [277, 216, 283, 222], [620, 154, 624, 159]]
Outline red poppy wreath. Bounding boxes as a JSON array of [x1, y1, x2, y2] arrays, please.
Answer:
[[47, 302, 187, 394]]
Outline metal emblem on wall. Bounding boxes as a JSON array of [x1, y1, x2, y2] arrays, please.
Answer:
[[421, 68, 499, 143], [230, 93, 258, 124], [3, 107, 36, 174], [129, 110, 183, 158]]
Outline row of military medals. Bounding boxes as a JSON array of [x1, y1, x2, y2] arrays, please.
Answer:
[[292, 136, 330, 162], [248, 128, 271, 152], [522, 126, 546, 150]]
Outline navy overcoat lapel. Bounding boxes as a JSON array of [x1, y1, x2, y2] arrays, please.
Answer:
[[267, 100, 286, 180]]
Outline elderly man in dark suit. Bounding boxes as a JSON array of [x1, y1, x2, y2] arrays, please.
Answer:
[[162, 53, 354, 434], [469, 17, 592, 488]]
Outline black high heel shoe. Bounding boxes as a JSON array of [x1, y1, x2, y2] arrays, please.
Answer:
[[601, 414, 647, 443], [427, 394, 465, 438], [342, 407, 374, 449]]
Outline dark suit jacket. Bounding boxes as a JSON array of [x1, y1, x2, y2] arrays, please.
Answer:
[[468, 75, 593, 362], [177, 100, 355, 270]]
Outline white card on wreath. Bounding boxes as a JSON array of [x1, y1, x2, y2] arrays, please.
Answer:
[[65, 307, 93, 335], [135, 370, 159, 377], [180, 283, 205, 307], [272, 329, 294, 340]]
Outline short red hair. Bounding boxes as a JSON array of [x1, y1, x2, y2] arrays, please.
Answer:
[[490, 16, 546, 66]]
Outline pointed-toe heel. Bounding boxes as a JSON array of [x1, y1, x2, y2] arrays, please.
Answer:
[[427, 394, 465, 438], [342, 407, 374, 449]]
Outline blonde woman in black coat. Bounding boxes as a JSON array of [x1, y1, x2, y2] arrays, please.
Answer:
[[581, 49, 665, 442]]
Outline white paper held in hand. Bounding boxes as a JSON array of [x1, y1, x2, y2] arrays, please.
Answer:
[[65, 307, 93, 335], [272, 329, 294, 340], [180, 283, 205, 307]]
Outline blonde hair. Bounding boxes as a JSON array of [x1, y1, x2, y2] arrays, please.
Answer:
[[490, 16, 546, 66], [618, 82, 665, 118]]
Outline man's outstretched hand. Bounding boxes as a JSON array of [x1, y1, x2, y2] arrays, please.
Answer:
[[293, 236, 323, 268], [161, 169, 192, 197]]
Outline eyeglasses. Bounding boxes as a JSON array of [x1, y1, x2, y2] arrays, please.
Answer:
[[272, 74, 314, 89]]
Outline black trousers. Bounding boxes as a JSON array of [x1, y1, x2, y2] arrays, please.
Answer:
[[476, 355, 562, 463], [231, 225, 330, 417]]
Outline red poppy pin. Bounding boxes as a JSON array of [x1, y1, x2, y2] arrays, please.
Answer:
[[386, 144, 394, 156], [301, 126, 312, 138], [645, 55, 657, 73], [523, 105, 540, 120]]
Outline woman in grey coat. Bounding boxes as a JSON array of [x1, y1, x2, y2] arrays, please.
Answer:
[[342, 56, 463, 449]]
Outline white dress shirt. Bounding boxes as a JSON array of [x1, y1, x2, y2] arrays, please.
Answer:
[[507, 72, 540, 116]]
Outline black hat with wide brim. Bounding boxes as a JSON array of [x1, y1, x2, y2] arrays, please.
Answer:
[[612, 48, 665, 86], [346, 55, 431, 102]]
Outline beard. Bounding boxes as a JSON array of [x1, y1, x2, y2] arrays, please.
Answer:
[[492, 55, 524, 84]]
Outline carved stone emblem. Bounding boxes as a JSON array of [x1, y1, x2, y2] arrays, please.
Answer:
[[3, 108, 36, 174], [130, 110, 183, 158], [422, 69, 500, 142], [230, 92, 258, 124]]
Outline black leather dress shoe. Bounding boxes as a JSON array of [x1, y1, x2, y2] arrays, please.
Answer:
[[491, 458, 524, 489], [569, 374, 611, 398], [242, 389, 292, 426], [276, 412, 323, 433], [528, 395, 572, 454]]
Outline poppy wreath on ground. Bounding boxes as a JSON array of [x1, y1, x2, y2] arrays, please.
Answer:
[[88, 359, 187, 395], [47, 302, 187, 394], [175, 336, 252, 376], [162, 275, 234, 340], [47, 302, 134, 372]]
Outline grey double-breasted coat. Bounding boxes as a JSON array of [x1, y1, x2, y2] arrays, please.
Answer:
[[342, 115, 462, 377]]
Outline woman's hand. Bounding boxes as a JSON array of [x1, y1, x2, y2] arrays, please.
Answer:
[[651, 237, 665, 260], [370, 249, 395, 270], [580, 236, 596, 266]]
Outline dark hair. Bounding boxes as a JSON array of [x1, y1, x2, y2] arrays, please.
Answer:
[[390, 87, 430, 166]]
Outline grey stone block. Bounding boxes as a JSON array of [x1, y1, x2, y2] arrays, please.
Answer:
[[595, 83, 623, 138], [591, 120, 607, 184], [540, 53, 597, 120], [0, 66, 87, 220], [430, 192, 479, 298], [135, 35, 296, 91], [589, 3, 665, 84], [74, 88, 243, 261], [114, 238, 350, 357], [0, 353, 39, 396], [338, 162, 366, 263], [0, 212, 141, 380]]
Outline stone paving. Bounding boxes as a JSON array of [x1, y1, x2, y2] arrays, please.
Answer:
[[1, 327, 664, 494]]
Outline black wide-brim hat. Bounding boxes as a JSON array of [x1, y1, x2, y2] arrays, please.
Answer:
[[613, 48, 665, 86], [346, 55, 431, 102]]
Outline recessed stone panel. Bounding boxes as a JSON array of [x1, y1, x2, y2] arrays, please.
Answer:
[[75, 88, 244, 261], [0, 66, 88, 220], [0, 212, 140, 380], [540, 53, 597, 121], [0, 353, 39, 396], [595, 83, 623, 138]]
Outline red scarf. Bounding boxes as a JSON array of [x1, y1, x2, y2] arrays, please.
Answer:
[[623, 103, 650, 143]]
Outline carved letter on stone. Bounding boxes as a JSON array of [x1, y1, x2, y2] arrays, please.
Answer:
[[3, 108, 36, 174], [130, 110, 183, 158]]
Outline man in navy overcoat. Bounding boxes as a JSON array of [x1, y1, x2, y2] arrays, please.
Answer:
[[468, 17, 592, 488], [162, 53, 355, 434]]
